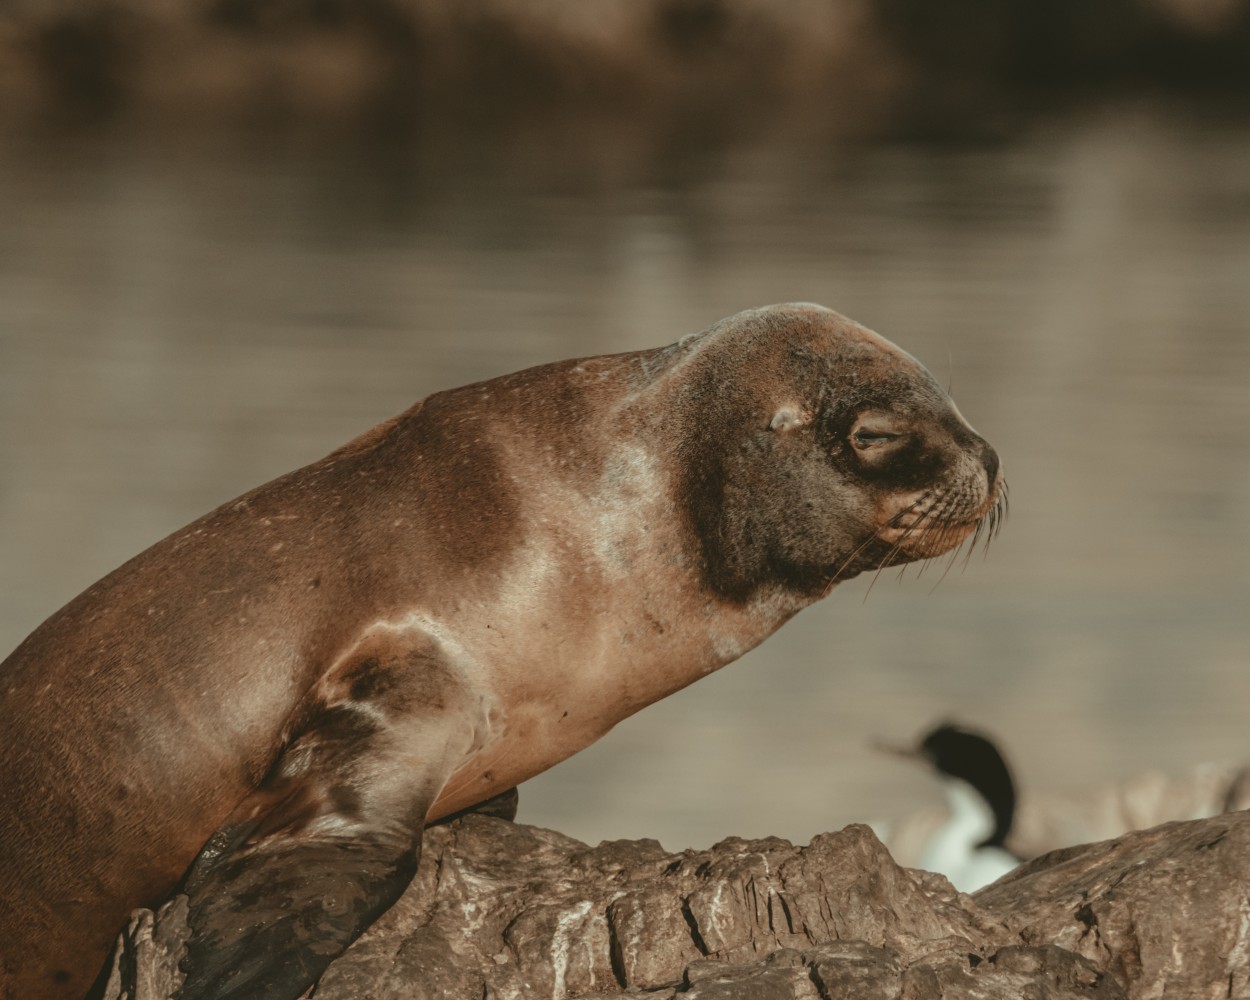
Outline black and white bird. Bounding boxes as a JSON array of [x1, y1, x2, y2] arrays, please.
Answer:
[[882, 722, 1022, 893]]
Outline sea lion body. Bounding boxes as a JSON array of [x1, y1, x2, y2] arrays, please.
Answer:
[[0, 304, 1003, 1000]]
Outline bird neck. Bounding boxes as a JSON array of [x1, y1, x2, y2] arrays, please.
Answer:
[[972, 773, 1014, 850]]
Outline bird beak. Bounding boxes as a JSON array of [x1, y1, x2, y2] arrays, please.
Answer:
[[871, 736, 923, 762]]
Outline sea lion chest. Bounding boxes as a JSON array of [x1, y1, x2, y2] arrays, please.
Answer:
[[419, 478, 732, 817]]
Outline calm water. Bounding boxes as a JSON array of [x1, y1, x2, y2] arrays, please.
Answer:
[[2, 105, 1248, 850]]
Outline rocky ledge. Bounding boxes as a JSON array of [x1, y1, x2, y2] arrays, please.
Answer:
[[102, 806, 1250, 999]]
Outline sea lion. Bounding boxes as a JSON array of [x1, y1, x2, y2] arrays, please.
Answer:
[[0, 303, 1004, 1000]]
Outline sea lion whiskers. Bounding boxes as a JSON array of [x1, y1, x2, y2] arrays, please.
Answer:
[[929, 528, 974, 595], [927, 484, 1007, 594], [862, 489, 955, 599], [857, 485, 975, 600], [861, 525, 929, 600], [827, 490, 936, 588], [964, 481, 1009, 566], [864, 476, 998, 598], [992, 481, 1010, 540]]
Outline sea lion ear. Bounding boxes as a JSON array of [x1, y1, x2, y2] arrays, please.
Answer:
[[768, 405, 810, 432]]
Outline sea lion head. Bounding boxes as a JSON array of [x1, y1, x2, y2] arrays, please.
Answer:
[[660, 303, 1005, 603]]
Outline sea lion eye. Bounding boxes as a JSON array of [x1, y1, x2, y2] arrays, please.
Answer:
[[849, 412, 908, 454], [853, 428, 900, 447]]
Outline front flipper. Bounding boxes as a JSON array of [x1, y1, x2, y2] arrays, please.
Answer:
[[176, 639, 484, 1000], [178, 827, 418, 1000]]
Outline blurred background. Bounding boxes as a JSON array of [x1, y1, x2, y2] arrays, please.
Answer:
[[1, 0, 1248, 851]]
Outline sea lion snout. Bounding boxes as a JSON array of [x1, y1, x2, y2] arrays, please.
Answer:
[[873, 422, 1006, 567]]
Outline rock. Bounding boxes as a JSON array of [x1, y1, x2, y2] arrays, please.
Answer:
[[97, 895, 191, 1000], [976, 811, 1250, 1000], [299, 821, 1013, 1000], [119, 807, 1250, 999]]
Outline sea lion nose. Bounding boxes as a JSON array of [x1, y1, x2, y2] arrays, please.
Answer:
[[980, 443, 1000, 488]]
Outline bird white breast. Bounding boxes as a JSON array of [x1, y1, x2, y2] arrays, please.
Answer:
[[918, 777, 1019, 893]]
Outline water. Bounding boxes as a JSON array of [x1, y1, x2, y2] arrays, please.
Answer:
[[2, 104, 1248, 850]]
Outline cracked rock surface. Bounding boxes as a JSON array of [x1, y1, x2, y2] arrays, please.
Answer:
[[104, 810, 1250, 999], [975, 811, 1250, 1000]]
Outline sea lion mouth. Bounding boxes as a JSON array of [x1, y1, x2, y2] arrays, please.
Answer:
[[827, 481, 1009, 586]]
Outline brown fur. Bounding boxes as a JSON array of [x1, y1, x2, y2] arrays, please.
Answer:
[[0, 304, 1002, 1000]]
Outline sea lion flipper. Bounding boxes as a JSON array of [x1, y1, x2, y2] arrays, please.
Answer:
[[175, 757, 430, 1000], [176, 826, 419, 1000], [176, 637, 479, 1000]]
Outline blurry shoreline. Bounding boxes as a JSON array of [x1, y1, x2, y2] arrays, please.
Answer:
[[2, 0, 1248, 148]]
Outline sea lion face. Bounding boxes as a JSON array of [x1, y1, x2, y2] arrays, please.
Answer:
[[670, 304, 1004, 602]]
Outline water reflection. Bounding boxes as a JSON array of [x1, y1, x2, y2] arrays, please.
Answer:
[[1, 105, 1247, 849]]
